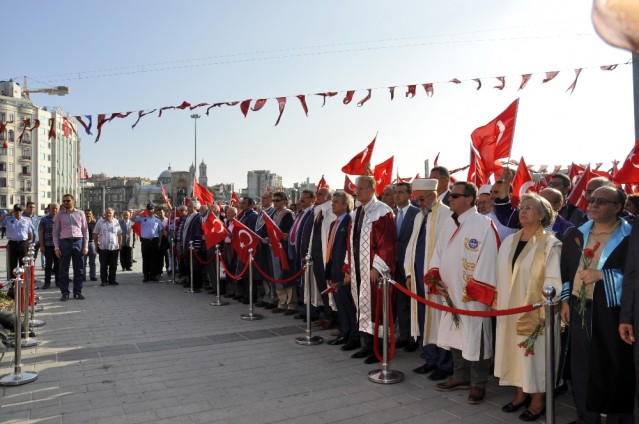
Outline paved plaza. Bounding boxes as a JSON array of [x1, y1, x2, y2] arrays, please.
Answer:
[[0, 245, 577, 423]]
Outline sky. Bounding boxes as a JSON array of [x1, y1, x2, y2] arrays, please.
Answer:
[[3, 0, 635, 190]]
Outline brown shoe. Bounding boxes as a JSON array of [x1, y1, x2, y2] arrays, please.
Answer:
[[467, 387, 486, 404], [435, 379, 471, 392]]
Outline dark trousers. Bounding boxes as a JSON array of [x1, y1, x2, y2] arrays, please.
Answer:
[[451, 329, 492, 389], [44, 245, 59, 286], [141, 238, 159, 279], [7, 240, 29, 280], [120, 246, 132, 270], [59, 238, 84, 295], [83, 241, 96, 279], [334, 283, 358, 343], [99, 249, 119, 284]]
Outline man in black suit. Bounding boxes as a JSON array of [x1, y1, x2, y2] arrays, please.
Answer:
[[237, 197, 259, 304], [393, 182, 420, 352], [549, 172, 586, 226], [325, 191, 358, 350], [288, 190, 315, 318], [619, 216, 639, 404], [429, 166, 451, 207]]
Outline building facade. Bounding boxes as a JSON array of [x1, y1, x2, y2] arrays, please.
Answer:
[[0, 80, 80, 214], [247, 170, 282, 199]]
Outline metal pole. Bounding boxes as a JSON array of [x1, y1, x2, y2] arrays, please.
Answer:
[[27, 243, 44, 327], [368, 276, 404, 384], [191, 114, 200, 185], [185, 241, 195, 293], [210, 245, 228, 306], [20, 255, 37, 347], [241, 249, 263, 320], [296, 254, 323, 345], [543, 285, 557, 424], [0, 267, 38, 386]]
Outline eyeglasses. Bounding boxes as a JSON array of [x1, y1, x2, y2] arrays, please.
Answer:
[[587, 197, 619, 206], [449, 193, 470, 199], [62, 199, 72, 203], [273, 199, 284, 203]]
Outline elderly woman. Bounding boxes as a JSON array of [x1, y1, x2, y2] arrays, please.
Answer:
[[494, 193, 562, 421]]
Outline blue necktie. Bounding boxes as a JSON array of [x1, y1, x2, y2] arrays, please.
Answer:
[[396, 208, 404, 233]]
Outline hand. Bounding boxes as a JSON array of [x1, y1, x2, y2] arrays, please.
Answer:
[[82, 246, 88, 256], [261, 237, 268, 244], [283, 234, 288, 241], [343, 273, 351, 285], [39, 245, 45, 254], [560, 301, 570, 325], [539, 317, 546, 328], [405, 275, 411, 289], [370, 268, 380, 285], [577, 269, 602, 285], [55, 248, 61, 258], [619, 323, 635, 345]]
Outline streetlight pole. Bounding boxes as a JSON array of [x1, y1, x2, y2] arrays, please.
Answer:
[[191, 114, 200, 186]]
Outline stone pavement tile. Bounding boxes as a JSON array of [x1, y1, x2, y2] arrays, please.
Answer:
[[120, 397, 180, 414], [269, 325, 305, 336], [336, 405, 419, 424], [206, 332, 246, 343], [394, 409, 460, 423], [236, 329, 278, 340], [90, 405, 125, 420], [219, 409, 291, 424], [29, 399, 93, 420], [94, 410, 158, 424], [30, 416, 63, 424], [313, 402, 376, 422], [0, 410, 30, 423], [61, 409, 98, 424]]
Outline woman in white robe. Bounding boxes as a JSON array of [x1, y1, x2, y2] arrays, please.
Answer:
[[494, 193, 562, 421]]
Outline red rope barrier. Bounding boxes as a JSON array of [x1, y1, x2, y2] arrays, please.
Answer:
[[392, 280, 540, 317], [253, 261, 305, 284], [373, 282, 396, 362], [219, 257, 249, 281], [192, 250, 216, 265]]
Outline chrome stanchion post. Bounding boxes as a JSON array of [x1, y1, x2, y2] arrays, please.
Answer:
[[241, 249, 263, 320], [543, 285, 556, 424], [210, 245, 228, 306], [296, 254, 323, 345], [171, 238, 176, 285], [20, 255, 37, 347], [369, 276, 404, 384], [185, 241, 195, 293], [0, 266, 38, 386], [28, 244, 44, 328]]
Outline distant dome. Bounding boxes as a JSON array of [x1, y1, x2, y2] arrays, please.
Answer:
[[158, 165, 172, 184]]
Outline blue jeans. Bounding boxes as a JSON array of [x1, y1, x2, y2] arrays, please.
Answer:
[[59, 239, 85, 296], [83, 241, 96, 279]]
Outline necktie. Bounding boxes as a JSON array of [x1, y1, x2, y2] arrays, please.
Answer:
[[325, 219, 339, 263], [451, 213, 460, 227], [290, 210, 304, 242], [396, 208, 404, 233]]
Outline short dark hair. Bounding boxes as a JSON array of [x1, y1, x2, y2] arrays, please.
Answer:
[[395, 182, 412, 195], [84, 209, 92, 213], [26, 201, 35, 207], [302, 189, 316, 200], [242, 197, 255, 207], [430, 166, 450, 179], [453, 181, 478, 204], [627, 193, 639, 209], [273, 191, 288, 201], [550, 173, 571, 188]]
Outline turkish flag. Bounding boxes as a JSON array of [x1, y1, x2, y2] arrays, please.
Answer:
[[534, 176, 548, 192], [83, 167, 89, 180], [467, 146, 490, 187], [344, 175, 356, 195], [373, 156, 394, 196], [341, 135, 376, 175], [230, 192, 239, 207], [568, 163, 585, 182], [567, 165, 593, 211], [262, 212, 289, 270], [132, 210, 148, 237], [202, 213, 228, 250], [316, 175, 328, 195], [160, 182, 172, 208], [63, 118, 70, 137], [470, 99, 519, 178], [231, 219, 259, 263], [614, 140, 639, 184], [511, 156, 536, 208], [193, 178, 214, 205]]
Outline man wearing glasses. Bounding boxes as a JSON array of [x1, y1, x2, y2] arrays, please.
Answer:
[[53, 194, 89, 301], [429, 181, 499, 405]]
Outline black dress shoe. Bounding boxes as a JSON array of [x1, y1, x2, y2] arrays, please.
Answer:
[[101, 282, 107, 287], [351, 349, 372, 359], [519, 408, 545, 421], [73, 293, 85, 300], [90, 277, 97, 281], [293, 314, 305, 319], [283, 310, 297, 316], [143, 278, 150, 282], [109, 281, 119, 285], [265, 303, 277, 309], [341, 341, 361, 351], [60, 294, 69, 301], [394, 339, 408, 349], [364, 354, 380, 364], [404, 340, 419, 352], [413, 364, 437, 374], [501, 395, 531, 413], [327, 336, 347, 345], [271, 308, 285, 313], [429, 368, 453, 381], [255, 301, 267, 307]]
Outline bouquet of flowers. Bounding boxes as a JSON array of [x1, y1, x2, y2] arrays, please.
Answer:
[[424, 269, 461, 328], [574, 238, 601, 329], [517, 324, 543, 357], [321, 280, 343, 296]]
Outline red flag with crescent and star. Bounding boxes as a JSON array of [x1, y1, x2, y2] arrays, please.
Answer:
[[373, 155, 394, 196], [202, 213, 228, 250], [341, 135, 376, 175], [567, 165, 593, 211], [261, 211, 289, 270], [343, 175, 356, 195], [511, 156, 536, 208], [230, 192, 239, 207], [614, 140, 639, 184], [231, 219, 259, 263], [193, 178, 214, 205]]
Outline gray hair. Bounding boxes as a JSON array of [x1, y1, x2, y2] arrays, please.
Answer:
[[520, 193, 555, 227], [333, 191, 354, 213]]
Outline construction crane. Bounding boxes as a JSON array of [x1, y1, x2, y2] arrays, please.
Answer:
[[22, 77, 69, 100]]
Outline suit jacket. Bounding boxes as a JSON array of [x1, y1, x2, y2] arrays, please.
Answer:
[[621, 218, 639, 332], [326, 214, 351, 283], [395, 204, 420, 278], [296, 208, 314, 261]]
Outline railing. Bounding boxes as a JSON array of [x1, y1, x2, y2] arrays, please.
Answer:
[[19, 172, 31, 177], [20, 155, 31, 160]]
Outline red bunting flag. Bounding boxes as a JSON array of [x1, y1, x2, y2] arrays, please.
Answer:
[[261, 211, 289, 270], [473, 78, 482, 90], [343, 91, 355, 104], [316, 92, 338, 107], [470, 99, 519, 179], [373, 156, 394, 196], [357, 89, 372, 107], [566, 68, 582, 94], [519, 74, 532, 90], [230, 192, 239, 207], [511, 156, 536, 208], [202, 212, 228, 250], [389, 86, 396, 100], [47, 117, 56, 140], [614, 140, 639, 184], [75, 115, 93, 135], [274, 97, 286, 126], [344, 175, 356, 195], [433, 152, 440, 167], [542, 71, 560, 83], [160, 182, 172, 209], [83, 167, 89, 180], [240, 100, 251, 117], [450, 78, 462, 84], [252, 99, 267, 111], [131, 110, 157, 129], [341, 135, 376, 176], [231, 219, 260, 263], [494, 77, 506, 90], [193, 178, 214, 206], [567, 165, 593, 211], [296, 95, 308, 116], [406, 85, 416, 98]]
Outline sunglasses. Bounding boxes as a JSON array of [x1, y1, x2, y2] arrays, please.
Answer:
[[273, 199, 285, 202], [63, 200, 72, 203], [587, 197, 619, 206], [450, 193, 470, 199]]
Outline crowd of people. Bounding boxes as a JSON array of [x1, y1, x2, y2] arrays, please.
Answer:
[[2, 165, 639, 424]]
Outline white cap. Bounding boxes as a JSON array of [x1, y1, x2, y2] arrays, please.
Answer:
[[412, 178, 438, 191], [478, 184, 492, 196]]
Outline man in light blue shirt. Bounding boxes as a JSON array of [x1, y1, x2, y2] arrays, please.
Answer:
[[0, 204, 34, 279], [132, 203, 165, 282]]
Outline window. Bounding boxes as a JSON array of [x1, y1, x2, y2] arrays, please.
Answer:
[[40, 153, 45, 160], [8, 148, 13, 156], [22, 148, 29, 157], [39, 178, 45, 185], [8, 163, 13, 172], [0, 178, 6, 187], [26, 181, 31, 191], [0, 148, 6, 156], [8, 114, 13, 121], [40, 191, 45, 197], [39, 165, 46, 173], [0, 113, 4, 121], [0, 163, 5, 172], [21, 165, 29, 174], [47, 191, 51, 197], [8, 130, 14, 142], [0, 195, 6, 207]]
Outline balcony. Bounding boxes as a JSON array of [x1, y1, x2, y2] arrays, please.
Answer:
[[19, 172, 31, 177], [20, 155, 32, 161]]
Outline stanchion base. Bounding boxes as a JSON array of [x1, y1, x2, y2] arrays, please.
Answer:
[[295, 335, 324, 346], [13, 337, 38, 348], [209, 299, 229, 306], [240, 313, 263, 321], [29, 319, 46, 327], [184, 289, 197, 293], [35, 305, 43, 312], [0, 371, 38, 386], [368, 368, 404, 384]]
